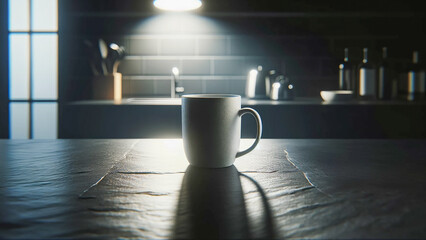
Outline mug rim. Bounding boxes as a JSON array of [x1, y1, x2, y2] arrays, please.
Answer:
[[182, 94, 241, 99]]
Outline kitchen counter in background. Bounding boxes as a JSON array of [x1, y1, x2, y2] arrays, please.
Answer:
[[60, 98, 426, 138]]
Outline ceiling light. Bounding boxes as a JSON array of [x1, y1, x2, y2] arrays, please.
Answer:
[[153, 0, 202, 11]]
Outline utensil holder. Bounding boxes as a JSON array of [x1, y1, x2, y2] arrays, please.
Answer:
[[92, 73, 122, 101]]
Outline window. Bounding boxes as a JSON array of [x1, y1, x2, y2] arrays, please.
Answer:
[[8, 0, 58, 139]]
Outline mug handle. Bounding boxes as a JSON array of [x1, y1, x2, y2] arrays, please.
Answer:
[[236, 108, 262, 158]]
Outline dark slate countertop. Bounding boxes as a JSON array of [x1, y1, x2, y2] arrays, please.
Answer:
[[1, 139, 425, 239]]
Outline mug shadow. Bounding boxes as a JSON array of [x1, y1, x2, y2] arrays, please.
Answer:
[[172, 165, 276, 239]]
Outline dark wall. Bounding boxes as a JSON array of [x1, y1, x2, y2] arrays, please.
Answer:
[[0, 0, 9, 138], [60, 0, 426, 101]]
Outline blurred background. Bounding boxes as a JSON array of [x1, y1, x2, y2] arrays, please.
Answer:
[[1, 0, 425, 139]]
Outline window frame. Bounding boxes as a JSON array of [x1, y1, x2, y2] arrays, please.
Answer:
[[8, 0, 59, 139]]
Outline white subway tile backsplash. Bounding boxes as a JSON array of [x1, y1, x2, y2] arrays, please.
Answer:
[[205, 80, 229, 94], [182, 59, 211, 75], [122, 78, 130, 96], [286, 58, 320, 77], [230, 36, 263, 56], [181, 80, 203, 94], [143, 59, 181, 75], [198, 37, 228, 55], [128, 80, 154, 96], [114, 33, 346, 97], [229, 80, 246, 96], [129, 38, 158, 55], [118, 59, 143, 75], [213, 59, 245, 75], [243, 57, 281, 74], [161, 38, 196, 56], [154, 79, 171, 96], [65, 9, 421, 101]]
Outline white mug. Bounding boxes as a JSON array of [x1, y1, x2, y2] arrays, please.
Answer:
[[182, 94, 262, 168]]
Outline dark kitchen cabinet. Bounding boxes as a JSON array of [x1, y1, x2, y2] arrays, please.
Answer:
[[60, 98, 426, 139]]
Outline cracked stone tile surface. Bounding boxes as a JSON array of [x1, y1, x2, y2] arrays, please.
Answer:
[[0, 139, 425, 239]]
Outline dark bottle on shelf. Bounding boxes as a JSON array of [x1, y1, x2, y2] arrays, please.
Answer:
[[376, 47, 393, 100], [357, 48, 376, 99], [339, 48, 353, 90], [400, 51, 426, 101], [411, 51, 425, 100]]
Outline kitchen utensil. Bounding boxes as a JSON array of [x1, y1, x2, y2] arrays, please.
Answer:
[[98, 39, 109, 75], [106, 44, 116, 73], [320, 90, 353, 102], [115, 46, 125, 73], [245, 65, 267, 99], [107, 43, 119, 73], [84, 40, 101, 76], [109, 43, 125, 74]]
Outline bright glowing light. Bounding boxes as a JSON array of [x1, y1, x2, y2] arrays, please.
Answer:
[[172, 67, 179, 76], [110, 43, 120, 51], [270, 82, 281, 100], [133, 13, 226, 35], [154, 0, 202, 11], [246, 69, 258, 98]]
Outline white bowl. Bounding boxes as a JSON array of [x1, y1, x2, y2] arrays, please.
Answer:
[[320, 90, 353, 102]]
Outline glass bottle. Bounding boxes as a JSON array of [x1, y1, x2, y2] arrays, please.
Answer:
[[409, 51, 425, 100], [357, 48, 376, 99], [339, 48, 352, 90], [376, 47, 393, 100]]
